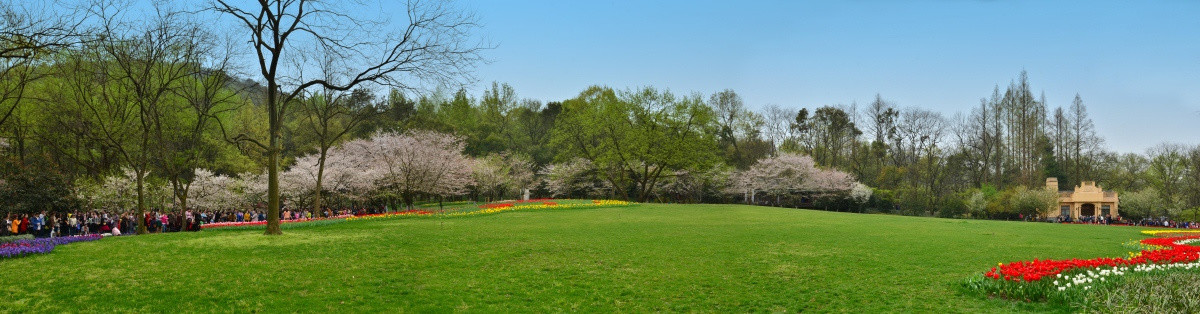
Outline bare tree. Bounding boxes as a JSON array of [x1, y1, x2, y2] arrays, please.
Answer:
[[955, 97, 999, 186], [760, 104, 795, 150], [710, 89, 766, 169], [292, 55, 379, 214], [210, 0, 486, 235], [997, 71, 1047, 186], [1, 0, 87, 133], [1049, 106, 1069, 181], [1067, 94, 1101, 183], [863, 94, 897, 146]]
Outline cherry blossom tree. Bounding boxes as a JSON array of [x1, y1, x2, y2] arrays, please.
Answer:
[[237, 172, 269, 209], [471, 154, 508, 202], [353, 131, 474, 209], [732, 153, 856, 204], [75, 172, 135, 212], [542, 158, 609, 198], [282, 144, 380, 209], [849, 183, 873, 204], [326, 141, 384, 201], [507, 154, 537, 200], [471, 152, 536, 201], [188, 169, 239, 211], [75, 168, 173, 213]]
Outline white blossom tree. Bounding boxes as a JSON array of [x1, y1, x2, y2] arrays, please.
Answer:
[[75, 168, 173, 213], [188, 169, 240, 211], [732, 153, 856, 204], [237, 172, 269, 209], [353, 130, 474, 209], [542, 158, 609, 198], [849, 183, 873, 204], [471, 152, 536, 201], [282, 144, 381, 209]]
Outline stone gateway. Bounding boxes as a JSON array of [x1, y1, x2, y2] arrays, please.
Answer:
[[1044, 177, 1119, 221]]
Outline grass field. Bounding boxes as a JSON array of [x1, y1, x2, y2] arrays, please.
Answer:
[[0, 203, 1143, 312]]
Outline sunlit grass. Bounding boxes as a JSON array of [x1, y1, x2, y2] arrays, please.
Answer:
[[0, 204, 1141, 312]]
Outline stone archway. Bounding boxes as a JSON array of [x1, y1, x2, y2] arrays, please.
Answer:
[[1081, 203, 1096, 217]]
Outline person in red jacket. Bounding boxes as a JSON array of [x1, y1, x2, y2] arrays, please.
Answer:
[[19, 214, 30, 234]]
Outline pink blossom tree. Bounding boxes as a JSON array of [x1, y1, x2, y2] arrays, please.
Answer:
[[732, 153, 857, 204], [282, 143, 381, 209], [353, 131, 474, 209], [541, 158, 610, 198]]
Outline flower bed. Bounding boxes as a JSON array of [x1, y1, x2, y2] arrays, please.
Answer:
[[444, 200, 634, 217], [479, 203, 514, 210], [968, 233, 1200, 303], [0, 235, 103, 260], [199, 200, 638, 227], [202, 215, 353, 229], [984, 235, 1200, 282], [1141, 229, 1200, 236], [345, 210, 433, 221]]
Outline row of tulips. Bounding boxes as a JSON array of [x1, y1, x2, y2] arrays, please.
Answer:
[[201, 200, 635, 227], [345, 210, 433, 221], [1141, 229, 1200, 235], [443, 200, 632, 218], [201, 215, 353, 229], [1049, 261, 1200, 292], [473, 199, 556, 209], [984, 235, 1200, 282], [967, 232, 1200, 303], [0, 234, 103, 259]]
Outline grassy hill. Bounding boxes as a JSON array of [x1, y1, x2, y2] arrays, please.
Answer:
[[0, 204, 1141, 312]]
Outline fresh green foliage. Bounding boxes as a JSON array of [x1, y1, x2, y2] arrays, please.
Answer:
[[552, 86, 720, 202], [1008, 186, 1058, 218], [0, 204, 1138, 312]]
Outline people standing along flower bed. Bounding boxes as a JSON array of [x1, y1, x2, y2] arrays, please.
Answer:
[[0, 235, 103, 259]]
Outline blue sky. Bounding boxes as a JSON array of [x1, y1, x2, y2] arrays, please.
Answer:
[[452, 0, 1199, 153]]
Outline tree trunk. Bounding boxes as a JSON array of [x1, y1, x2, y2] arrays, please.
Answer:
[[135, 170, 148, 235], [265, 126, 282, 235], [313, 147, 328, 213]]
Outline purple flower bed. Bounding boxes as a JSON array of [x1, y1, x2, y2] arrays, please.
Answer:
[[0, 235, 102, 259]]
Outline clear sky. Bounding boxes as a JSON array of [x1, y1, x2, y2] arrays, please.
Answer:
[[452, 0, 1200, 154]]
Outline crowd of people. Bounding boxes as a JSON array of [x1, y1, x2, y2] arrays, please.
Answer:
[[2, 206, 390, 238], [1133, 218, 1200, 229], [1043, 214, 1199, 229], [1044, 214, 1122, 224]]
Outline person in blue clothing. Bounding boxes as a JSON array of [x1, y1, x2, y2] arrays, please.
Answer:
[[30, 213, 44, 237]]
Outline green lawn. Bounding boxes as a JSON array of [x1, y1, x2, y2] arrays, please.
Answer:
[[0, 204, 1142, 312]]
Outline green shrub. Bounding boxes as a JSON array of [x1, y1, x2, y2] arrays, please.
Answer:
[[0, 234, 34, 243]]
